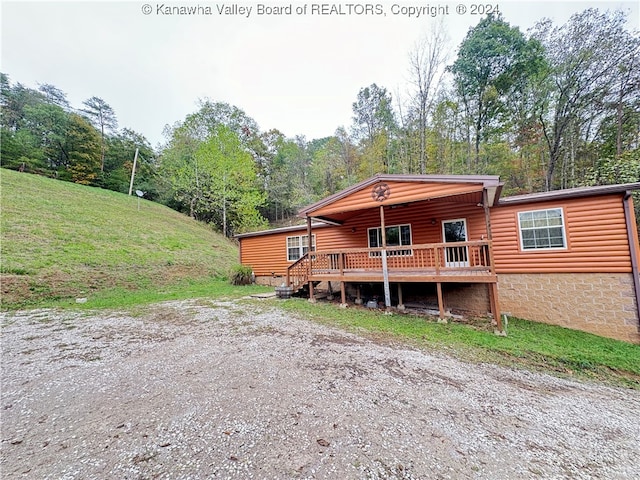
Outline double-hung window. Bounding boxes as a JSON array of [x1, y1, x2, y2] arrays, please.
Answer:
[[518, 208, 567, 250], [287, 234, 315, 261], [368, 224, 412, 256]]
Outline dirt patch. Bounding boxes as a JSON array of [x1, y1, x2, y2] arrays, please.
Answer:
[[1, 299, 639, 479]]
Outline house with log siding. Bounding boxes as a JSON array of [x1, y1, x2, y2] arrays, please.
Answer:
[[236, 174, 640, 343]]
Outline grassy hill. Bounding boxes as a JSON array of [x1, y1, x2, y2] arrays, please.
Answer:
[[1, 168, 245, 308]]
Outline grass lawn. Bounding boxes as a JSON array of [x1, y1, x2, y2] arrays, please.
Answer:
[[1, 169, 242, 308]]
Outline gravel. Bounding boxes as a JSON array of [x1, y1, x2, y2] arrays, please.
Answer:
[[1, 299, 639, 479]]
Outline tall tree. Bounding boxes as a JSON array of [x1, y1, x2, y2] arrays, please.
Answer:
[[104, 128, 156, 196], [532, 9, 639, 189], [81, 96, 118, 172], [194, 125, 266, 236], [352, 84, 396, 175], [449, 14, 545, 169], [407, 20, 450, 174], [64, 114, 102, 185], [38, 83, 70, 110], [352, 84, 395, 144]]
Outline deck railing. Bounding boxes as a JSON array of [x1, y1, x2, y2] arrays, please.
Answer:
[[286, 253, 311, 292], [287, 240, 494, 289]]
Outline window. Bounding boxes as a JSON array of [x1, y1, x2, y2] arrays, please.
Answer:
[[286, 234, 315, 261], [518, 208, 566, 250], [368, 224, 412, 255]]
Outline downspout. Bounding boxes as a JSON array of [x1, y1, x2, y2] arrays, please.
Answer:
[[623, 192, 640, 332]]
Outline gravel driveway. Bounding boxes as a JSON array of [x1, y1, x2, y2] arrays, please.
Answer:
[[1, 299, 639, 479]]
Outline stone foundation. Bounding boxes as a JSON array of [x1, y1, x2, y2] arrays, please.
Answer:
[[498, 273, 640, 344]]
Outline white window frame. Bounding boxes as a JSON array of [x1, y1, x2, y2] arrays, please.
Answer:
[[517, 207, 567, 251], [286, 234, 316, 262], [367, 224, 412, 256]]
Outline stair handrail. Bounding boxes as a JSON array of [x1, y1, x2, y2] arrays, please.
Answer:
[[286, 253, 309, 291]]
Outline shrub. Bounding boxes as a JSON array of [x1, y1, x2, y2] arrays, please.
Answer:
[[229, 264, 254, 286]]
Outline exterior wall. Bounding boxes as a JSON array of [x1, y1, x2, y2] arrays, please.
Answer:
[[491, 194, 633, 273], [239, 201, 489, 277], [499, 273, 640, 344]]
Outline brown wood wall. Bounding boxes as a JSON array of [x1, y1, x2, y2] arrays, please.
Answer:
[[241, 193, 636, 277], [240, 201, 489, 276], [490, 194, 633, 273]]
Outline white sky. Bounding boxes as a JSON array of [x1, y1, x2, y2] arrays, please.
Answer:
[[1, 1, 638, 149]]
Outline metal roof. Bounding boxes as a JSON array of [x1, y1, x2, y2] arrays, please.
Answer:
[[498, 183, 640, 205], [234, 222, 329, 239]]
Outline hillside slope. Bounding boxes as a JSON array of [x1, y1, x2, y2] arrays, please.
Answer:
[[1, 169, 239, 307]]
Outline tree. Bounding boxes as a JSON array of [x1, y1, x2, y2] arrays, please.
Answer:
[[64, 114, 102, 185], [352, 84, 395, 144], [194, 125, 267, 236], [532, 9, 639, 189], [38, 83, 70, 110], [407, 20, 450, 174], [104, 129, 156, 196], [449, 14, 546, 169], [159, 100, 266, 221], [351, 84, 396, 175], [81, 96, 118, 172]]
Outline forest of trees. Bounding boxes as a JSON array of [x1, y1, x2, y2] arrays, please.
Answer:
[[2, 9, 639, 236]]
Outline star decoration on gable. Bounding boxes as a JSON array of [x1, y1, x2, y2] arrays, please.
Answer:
[[371, 182, 391, 202]]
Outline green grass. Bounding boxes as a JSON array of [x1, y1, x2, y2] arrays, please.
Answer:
[[0, 168, 245, 308], [44, 277, 271, 310], [275, 298, 640, 388]]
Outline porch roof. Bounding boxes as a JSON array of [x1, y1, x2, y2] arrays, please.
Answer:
[[298, 174, 503, 225]]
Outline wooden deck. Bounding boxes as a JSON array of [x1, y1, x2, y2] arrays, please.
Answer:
[[286, 240, 502, 331], [287, 241, 496, 291], [307, 268, 497, 284]]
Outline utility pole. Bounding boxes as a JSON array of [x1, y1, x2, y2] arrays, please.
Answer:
[[128, 147, 139, 196]]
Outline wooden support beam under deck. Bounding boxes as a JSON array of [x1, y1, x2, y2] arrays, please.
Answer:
[[307, 215, 315, 302], [436, 282, 445, 320], [397, 283, 404, 310]]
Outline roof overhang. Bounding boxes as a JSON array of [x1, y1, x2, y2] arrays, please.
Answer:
[[298, 174, 503, 225], [234, 222, 329, 239], [498, 183, 640, 206]]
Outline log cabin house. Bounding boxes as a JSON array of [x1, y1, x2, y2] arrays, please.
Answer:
[[236, 174, 640, 343]]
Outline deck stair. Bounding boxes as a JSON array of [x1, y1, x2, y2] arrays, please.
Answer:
[[286, 252, 311, 293]]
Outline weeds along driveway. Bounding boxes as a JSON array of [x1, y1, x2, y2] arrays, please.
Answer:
[[1, 299, 639, 479]]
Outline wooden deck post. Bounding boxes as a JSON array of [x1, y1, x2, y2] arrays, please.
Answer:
[[355, 285, 363, 305], [339, 253, 347, 306], [482, 188, 493, 240], [397, 283, 404, 310], [307, 216, 315, 302], [380, 205, 392, 308], [436, 282, 446, 321]]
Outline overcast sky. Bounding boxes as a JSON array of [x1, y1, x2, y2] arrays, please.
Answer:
[[1, 1, 637, 148]]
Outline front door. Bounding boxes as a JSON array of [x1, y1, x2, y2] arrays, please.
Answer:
[[442, 219, 469, 268]]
